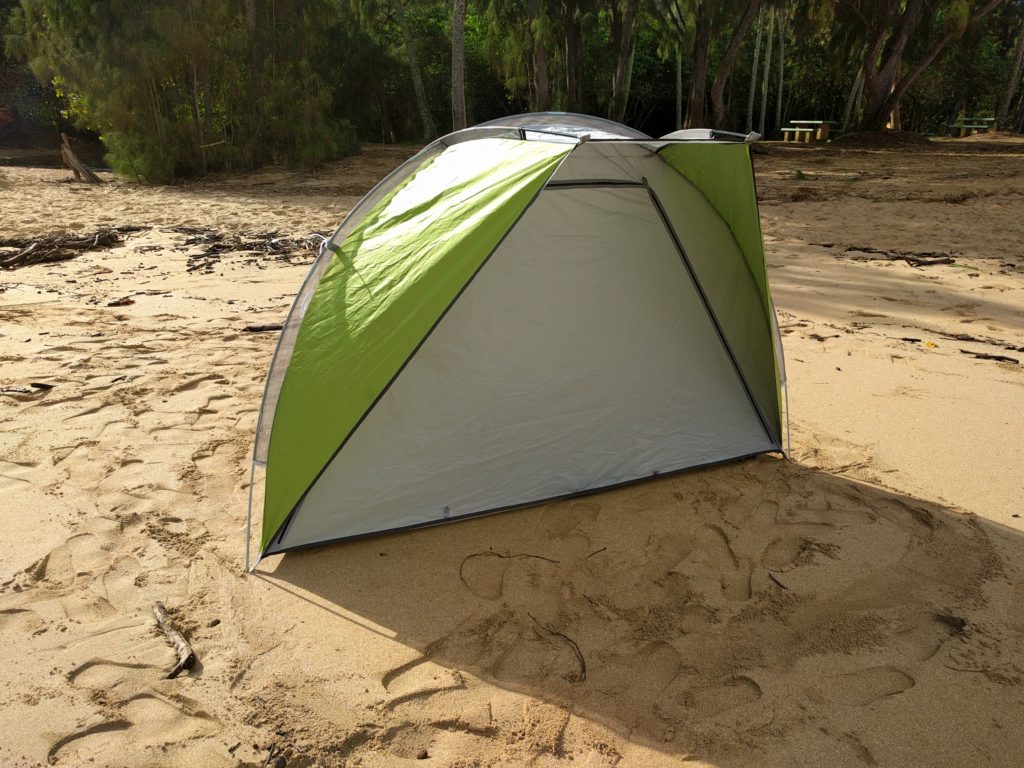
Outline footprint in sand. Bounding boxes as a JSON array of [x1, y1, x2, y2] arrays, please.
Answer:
[[671, 525, 752, 602], [827, 665, 915, 706], [760, 535, 812, 571], [889, 611, 966, 662], [459, 551, 560, 601], [689, 676, 763, 720]]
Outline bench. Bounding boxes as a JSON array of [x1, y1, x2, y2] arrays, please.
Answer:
[[782, 127, 814, 143]]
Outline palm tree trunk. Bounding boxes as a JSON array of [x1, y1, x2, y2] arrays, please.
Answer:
[[746, 7, 764, 134], [841, 64, 864, 133], [775, 3, 785, 132], [758, 8, 774, 137], [564, 0, 583, 112], [528, 0, 551, 111], [395, 0, 436, 139], [710, 0, 762, 128], [685, 1, 710, 128], [609, 0, 638, 122], [451, 0, 468, 130], [676, 44, 683, 129]]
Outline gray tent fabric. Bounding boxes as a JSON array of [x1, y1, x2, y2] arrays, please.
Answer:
[[251, 113, 787, 561], [274, 185, 775, 550]]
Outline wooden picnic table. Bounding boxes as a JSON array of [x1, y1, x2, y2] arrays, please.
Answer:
[[790, 119, 836, 142], [948, 117, 995, 137]]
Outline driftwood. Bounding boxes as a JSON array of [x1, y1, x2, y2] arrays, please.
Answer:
[[0, 227, 140, 270], [843, 245, 956, 267], [152, 601, 197, 679], [815, 243, 958, 268], [960, 349, 1019, 365], [172, 226, 327, 273], [243, 323, 285, 333], [61, 132, 102, 183]]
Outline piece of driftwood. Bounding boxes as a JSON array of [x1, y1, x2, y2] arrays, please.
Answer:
[[243, 323, 285, 333], [960, 349, 1019, 364], [61, 132, 102, 184], [152, 601, 197, 679]]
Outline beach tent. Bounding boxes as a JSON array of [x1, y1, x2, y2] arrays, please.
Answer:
[[247, 113, 788, 566]]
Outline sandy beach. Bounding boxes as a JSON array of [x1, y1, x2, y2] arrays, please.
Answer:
[[1, 138, 1022, 767]]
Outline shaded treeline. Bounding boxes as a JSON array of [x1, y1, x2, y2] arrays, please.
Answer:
[[3, 0, 1024, 180]]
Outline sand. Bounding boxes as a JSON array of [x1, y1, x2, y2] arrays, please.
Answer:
[[1, 138, 1022, 767]]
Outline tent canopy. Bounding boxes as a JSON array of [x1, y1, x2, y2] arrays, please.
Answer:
[[248, 113, 786, 563]]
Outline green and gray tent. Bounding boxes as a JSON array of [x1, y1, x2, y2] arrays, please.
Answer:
[[247, 113, 788, 565]]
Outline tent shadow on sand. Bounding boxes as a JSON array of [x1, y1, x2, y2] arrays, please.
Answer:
[[257, 455, 1024, 766]]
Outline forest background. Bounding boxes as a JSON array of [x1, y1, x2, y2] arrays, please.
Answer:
[[2, 0, 1024, 181]]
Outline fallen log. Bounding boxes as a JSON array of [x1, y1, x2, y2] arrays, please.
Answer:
[[244, 323, 285, 333], [61, 132, 102, 184], [152, 601, 197, 679]]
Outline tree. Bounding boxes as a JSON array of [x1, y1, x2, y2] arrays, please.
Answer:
[[609, 0, 641, 122], [746, 6, 765, 132], [452, 0, 468, 129], [686, 1, 710, 126], [997, 10, 1024, 128], [393, 0, 438, 138], [835, 0, 1008, 130], [709, 0, 762, 128]]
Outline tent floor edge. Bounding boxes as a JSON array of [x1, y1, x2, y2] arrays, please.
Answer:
[[259, 447, 781, 558]]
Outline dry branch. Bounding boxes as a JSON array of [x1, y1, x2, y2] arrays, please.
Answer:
[[152, 601, 197, 679], [0, 227, 139, 270], [61, 132, 102, 183]]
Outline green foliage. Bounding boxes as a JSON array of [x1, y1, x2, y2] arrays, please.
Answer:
[[3, 0, 1024, 179], [6, 0, 358, 180]]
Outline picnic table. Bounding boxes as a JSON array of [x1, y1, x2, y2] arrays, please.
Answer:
[[948, 116, 995, 137], [783, 120, 836, 142]]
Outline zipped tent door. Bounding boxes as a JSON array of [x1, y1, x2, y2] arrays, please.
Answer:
[[267, 185, 775, 553]]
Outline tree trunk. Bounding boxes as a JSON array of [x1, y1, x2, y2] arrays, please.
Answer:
[[528, 0, 551, 111], [758, 8, 774, 137], [451, 0, 468, 130], [841, 64, 864, 133], [859, 0, 1004, 131], [676, 44, 683, 129], [775, 3, 785, 132], [710, 0, 762, 129], [685, 1, 710, 128], [563, 0, 583, 112], [609, 0, 638, 123], [746, 7, 764, 134], [997, 22, 1024, 130], [395, 0, 436, 139]]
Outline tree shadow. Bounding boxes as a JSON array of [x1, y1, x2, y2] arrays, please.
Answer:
[[257, 455, 1024, 766]]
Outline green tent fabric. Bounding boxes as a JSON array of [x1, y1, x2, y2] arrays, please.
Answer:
[[659, 143, 769, 308], [262, 138, 572, 550], [248, 113, 787, 565]]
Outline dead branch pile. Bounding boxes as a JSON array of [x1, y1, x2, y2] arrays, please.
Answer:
[[169, 226, 328, 273], [0, 227, 142, 270]]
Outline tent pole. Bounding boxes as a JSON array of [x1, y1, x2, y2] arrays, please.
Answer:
[[245, 460, 256, 573]]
